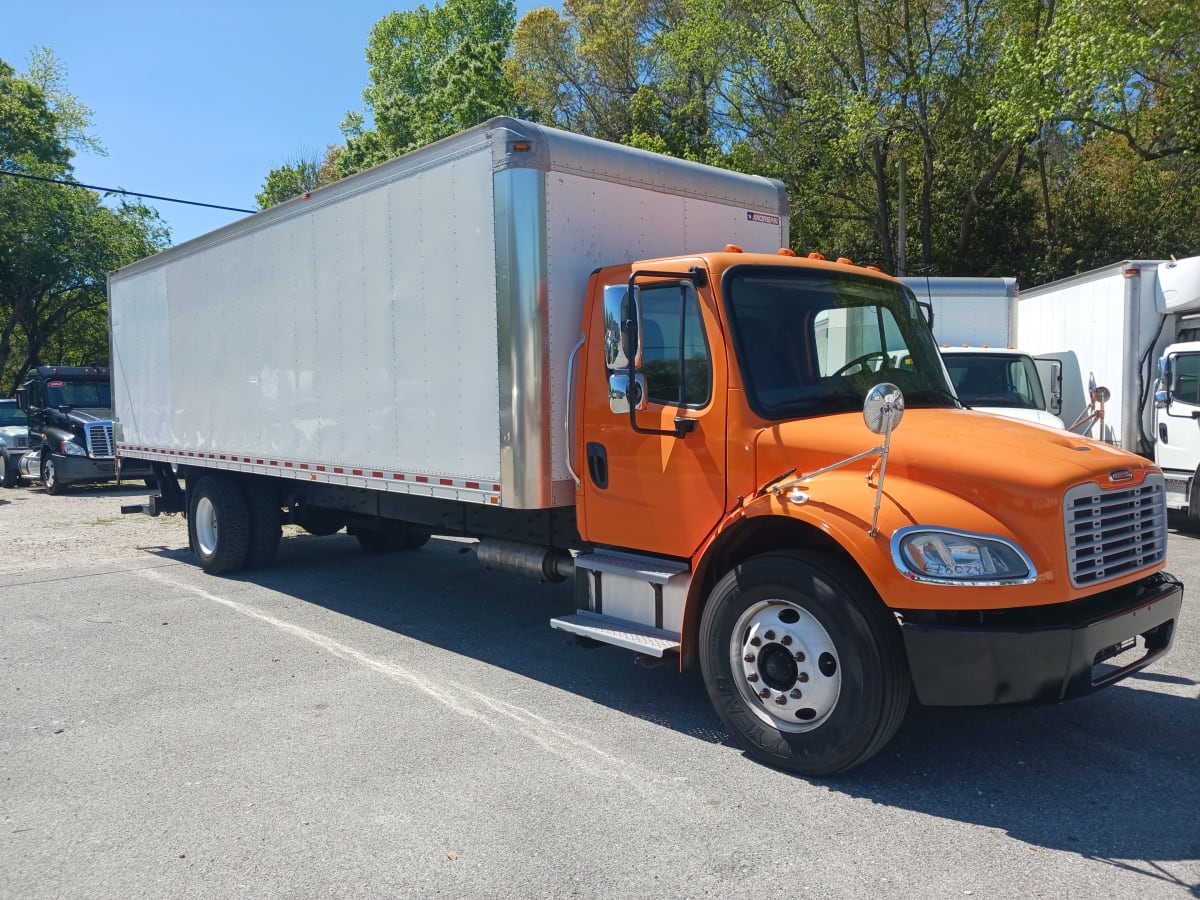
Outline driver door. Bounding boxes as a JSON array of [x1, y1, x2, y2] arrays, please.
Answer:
[[579, 277, 728, 559]]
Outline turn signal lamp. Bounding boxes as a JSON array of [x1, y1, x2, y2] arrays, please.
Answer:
[[778, 248, 797, 257], [725, 244, 744, 253]]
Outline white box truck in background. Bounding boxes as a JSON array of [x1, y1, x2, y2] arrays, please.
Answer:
[[900, 277, 1083, 429], [108, 118, 1182, 775], [1018, 257, 1200, 516]]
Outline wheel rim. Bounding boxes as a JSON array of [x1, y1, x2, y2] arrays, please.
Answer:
[[195, 495, 219, 556], [44, 458, 55, 489], [731, 599, 841, 733]]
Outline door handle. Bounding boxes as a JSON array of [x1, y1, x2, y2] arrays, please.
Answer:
[[586, 442, 608, 489]]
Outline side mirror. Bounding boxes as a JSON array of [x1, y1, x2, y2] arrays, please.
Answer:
[[1047, 361, 1062, 414], [602, 285, 646, 415], [14, 388, 26, 411]]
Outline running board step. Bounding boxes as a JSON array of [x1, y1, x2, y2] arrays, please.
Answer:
[[550, 611, 681, 657]]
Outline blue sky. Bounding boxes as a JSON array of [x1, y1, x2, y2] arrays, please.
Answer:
[[3, 1, 552, 246]]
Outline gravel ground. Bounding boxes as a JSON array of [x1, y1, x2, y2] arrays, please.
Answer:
[[0, 481, 188, 574]]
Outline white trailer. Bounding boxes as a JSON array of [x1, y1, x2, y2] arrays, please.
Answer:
[[1018, 258, 1200, 451]]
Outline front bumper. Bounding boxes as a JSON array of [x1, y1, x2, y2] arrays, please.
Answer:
[[901, 572, 1183, 706], [51, 454, 151, 485]]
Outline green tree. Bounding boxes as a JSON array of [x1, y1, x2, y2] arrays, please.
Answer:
[[338, 0, 519, 175], [507, 0, 734, 162], [0, 53, 168, 392], [256, 145, 343, 209]]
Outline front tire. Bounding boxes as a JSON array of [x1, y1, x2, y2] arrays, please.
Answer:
[[188, 475, 251, 574], [699, 550, 911, 776], [42, 456, 67, 495]]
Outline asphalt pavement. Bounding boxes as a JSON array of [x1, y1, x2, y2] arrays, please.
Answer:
[[0, 488, 1197, 898]]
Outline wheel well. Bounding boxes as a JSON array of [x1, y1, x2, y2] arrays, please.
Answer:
[[680, 516, 863, 670]]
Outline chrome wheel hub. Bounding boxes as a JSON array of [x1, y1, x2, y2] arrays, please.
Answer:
[[731, 600, 841, 732]]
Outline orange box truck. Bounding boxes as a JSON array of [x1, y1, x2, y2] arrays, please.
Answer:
[[110, 118, 1182, 774]]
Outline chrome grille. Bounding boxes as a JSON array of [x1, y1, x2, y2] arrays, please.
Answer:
[[84, 422, 115, 458], [12, 434, 29, 449], [1065, 475, 1167, 587]]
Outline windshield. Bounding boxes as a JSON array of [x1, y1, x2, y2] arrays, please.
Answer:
[[726, 267, 956, 419], [45, 380, 111, 409], [943, 353, 1046, 410], [0, 403, 25, 426]]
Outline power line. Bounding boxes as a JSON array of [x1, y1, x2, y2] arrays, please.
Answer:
[[0, 168, 257, 214]]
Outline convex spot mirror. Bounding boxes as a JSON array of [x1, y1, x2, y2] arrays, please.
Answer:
[[864, 382, 905, 435]]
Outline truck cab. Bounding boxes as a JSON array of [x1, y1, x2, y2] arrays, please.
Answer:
[[14, 366, 150, 493], [0, 398, 30, 487], [1154, 342, 1200, 514], [565, 250, 1179, 773], [940, 347, 1067, 429]]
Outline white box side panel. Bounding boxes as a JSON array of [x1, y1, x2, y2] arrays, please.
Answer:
[[1018, 275, 1127, 441], [114, 148, 501, 482], [542, 172, 787, 485], [112, 267, 171, 445]]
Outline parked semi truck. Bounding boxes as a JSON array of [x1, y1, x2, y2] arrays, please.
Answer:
[[12, 366, 151, 493], [110, 118, 1182, 775], [1018, 257, 1200, 516], [900, 276, 1085, 430]]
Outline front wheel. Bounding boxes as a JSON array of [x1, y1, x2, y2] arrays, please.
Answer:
[[699, 550, 911, 776], [42, 456, 67, 495], [188, 475, 251, 575]]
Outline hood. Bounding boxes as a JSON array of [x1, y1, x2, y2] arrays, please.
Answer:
[[970, 406, 1066, 430], [756, 407, 1153, 523], [61, 408, 113, 425], [0, 424, 28, 444]]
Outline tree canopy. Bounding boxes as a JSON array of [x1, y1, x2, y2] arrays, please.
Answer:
[[258, 0, 1200, 285], [0, 51, 168, 394]]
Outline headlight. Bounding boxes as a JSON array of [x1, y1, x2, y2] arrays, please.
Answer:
[[892, 526, 1036, 586], [61, 440, 87, 457]]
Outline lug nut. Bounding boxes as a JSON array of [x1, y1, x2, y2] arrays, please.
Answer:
[[798, 672, 809, 683], [789, 689, 803, 699], [750, 637, 762, 647], [744, 653, 756, 662], [781, 635, 793, 646], [758, 689, 771, 699], [794, 652, 806, 662], [775, 695, 787, 705], [747, 673, 759, 683], [765, 630, 776, 640]]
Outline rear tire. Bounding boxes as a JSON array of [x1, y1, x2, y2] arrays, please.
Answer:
[[2, 460, 17, 488], [295, 506, 344, 537], [242, 478, 282, 569], [699, 550, 911, 776], [353, 524, 430, 553], [188, 475, 251, 575]]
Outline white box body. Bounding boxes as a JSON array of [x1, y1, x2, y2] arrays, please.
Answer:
[[109, 118, 788, 509]]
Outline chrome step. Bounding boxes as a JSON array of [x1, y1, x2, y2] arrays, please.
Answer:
[[550, 610, 681, 657], [573, 549, 688, 583]]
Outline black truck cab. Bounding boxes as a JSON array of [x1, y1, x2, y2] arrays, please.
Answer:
[[14, 366, 150, 493]]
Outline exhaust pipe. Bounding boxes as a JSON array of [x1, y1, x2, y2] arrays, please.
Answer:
[[475, 539, 574, 583]]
